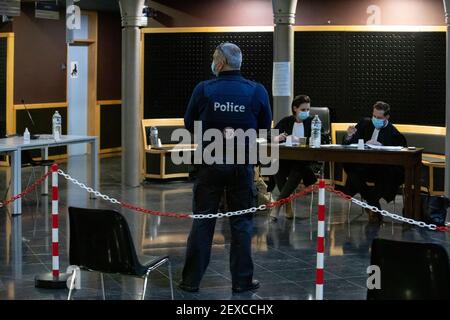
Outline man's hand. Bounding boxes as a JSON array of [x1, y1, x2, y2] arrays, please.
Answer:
[[274, 132, 288, 142], [366, 139, 382, 146], [346, 125, 357, 137]]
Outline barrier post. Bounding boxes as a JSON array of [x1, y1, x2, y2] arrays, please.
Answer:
[[315, 178, 326, 300], [35, 164, 69, 288]]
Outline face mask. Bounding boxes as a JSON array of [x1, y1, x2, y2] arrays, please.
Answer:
[[211, 61, 218, 77], [297, 111, 310, 120], [372, 117, 385, 129]]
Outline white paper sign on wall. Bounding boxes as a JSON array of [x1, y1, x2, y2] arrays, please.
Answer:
[[70, 61, 79, 79], [367, 5, 381, 25], [272, 62, 291, 97]]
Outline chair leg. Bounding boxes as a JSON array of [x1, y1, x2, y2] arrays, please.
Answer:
[[31, 168, 39, 207], [100, 273, 106, 300], [141, 273, 149, 300], [67, 269, 77, 300], [3, 177, 11, 201], [168, 260, 174, 300], [347, 201, 352, 223]]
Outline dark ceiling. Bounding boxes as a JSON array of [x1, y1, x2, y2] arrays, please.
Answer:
[[21, 0, 121, 12], [65, 0, 120, 12]]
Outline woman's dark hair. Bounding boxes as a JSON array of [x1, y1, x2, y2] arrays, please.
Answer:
[[373, 101, 391, 116], [291, 95, 311, 115]]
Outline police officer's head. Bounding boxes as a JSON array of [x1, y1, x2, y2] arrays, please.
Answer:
[[211, 42, 242, 76]]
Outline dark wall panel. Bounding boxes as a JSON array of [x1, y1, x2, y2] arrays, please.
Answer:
[[16, 107, 67, 156], [295, 31, 445, 125], [13, 3, 66, 104], [144, 32, 273, 119], [144, 30, 445, 126], [97, 12, 122, 101], [100, 105, 121, 149], [0, 37, 6, 138]]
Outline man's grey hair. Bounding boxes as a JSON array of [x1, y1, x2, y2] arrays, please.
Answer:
[[216, 42, 242, 70]]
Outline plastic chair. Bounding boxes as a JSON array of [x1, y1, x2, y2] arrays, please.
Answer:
[[368, 238, 450, 300], [67, 207, 174, 300]]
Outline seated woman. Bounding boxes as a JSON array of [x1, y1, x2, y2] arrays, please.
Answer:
[[270, 95, 317, 221]]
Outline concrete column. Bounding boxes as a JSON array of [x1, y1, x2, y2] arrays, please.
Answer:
[[119, 0, 146, 187], [272, 0, 298, 123], [444, 0, 450, 197]]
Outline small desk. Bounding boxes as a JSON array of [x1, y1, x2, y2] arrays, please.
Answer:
[[277, 145, 423, 220], [0, 135, 99, 215]]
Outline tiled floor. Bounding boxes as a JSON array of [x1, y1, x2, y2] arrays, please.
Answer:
[[0, 155, 449, 300]]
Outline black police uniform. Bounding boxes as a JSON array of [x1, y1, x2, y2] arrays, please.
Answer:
[[181, 70, 272, 291]]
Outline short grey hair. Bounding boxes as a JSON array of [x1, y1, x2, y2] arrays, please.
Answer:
[[216, 42, 242, 70]]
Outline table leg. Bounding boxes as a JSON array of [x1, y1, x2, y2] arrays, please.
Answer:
[[11, 150, 21, 215], [41, 147, 49, 195], [403, 165, 413, 219], [413, 162, 422, 221], [90, 138, 99, 199]]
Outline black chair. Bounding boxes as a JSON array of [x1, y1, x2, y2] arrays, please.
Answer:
[[368, 238, 450, 300], [67, 207, 174, 300]]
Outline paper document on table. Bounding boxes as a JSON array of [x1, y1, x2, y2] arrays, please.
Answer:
[[365, 144, 404, 151], [320, 144, 344, 148]]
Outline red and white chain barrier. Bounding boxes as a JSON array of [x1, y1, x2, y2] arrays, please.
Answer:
[[56, 169, 318, 219], [1, 168, 450, 300], [0, 170, 52, 209], [316, 179, 326, 300], [56, 169, 450, 232], [51, 164, 60, 278]]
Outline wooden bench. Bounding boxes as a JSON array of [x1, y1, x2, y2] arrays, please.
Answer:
[[141, 119, 195, 180]]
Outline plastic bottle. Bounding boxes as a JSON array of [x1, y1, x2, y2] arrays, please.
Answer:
[[24, 127, 30, 143], [310, 115, 322, 148], [150, 126, 158, 146], [52, 111, 62, 140]]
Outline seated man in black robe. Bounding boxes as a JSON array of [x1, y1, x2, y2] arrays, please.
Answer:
[[342, 101, 407, 222]]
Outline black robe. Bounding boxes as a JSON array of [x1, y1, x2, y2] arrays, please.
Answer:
[[342, 118, 407, 203], [271, 115, 317, 188]]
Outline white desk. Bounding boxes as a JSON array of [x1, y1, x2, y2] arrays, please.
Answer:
[[0, 135, 99, 215]]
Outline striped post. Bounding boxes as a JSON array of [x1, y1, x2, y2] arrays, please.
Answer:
[[316, 179, 326, 300], [51, 164, 59, 278], [35, 163, 68, 288]]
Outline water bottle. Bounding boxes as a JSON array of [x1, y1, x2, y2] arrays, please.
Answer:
[[23, 127, 30, 143], [310, 115, 321, 148], [52, 111, 62, 140], [150, 126, 158, 146]]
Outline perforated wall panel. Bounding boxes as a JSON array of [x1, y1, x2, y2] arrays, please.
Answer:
[[0, 37, 6, 138], [144, 32, 273, 119], [295, 31, 445, 125]]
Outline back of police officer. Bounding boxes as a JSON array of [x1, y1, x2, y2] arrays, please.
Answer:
[[180, 43, 272, 293]]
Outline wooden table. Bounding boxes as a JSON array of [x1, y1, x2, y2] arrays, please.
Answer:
[[277, 145, 423, 220]]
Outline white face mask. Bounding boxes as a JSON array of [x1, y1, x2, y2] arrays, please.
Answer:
[[211, 61, 218, 77]]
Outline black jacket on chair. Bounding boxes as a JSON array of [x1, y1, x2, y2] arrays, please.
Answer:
[[342, 118, 408, 203]]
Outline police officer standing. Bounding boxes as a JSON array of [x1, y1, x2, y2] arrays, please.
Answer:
[[179, 43, 272, 293]]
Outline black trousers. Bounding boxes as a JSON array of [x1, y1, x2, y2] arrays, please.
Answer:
[[274, 160, 317, 200], [343, 164, 404, 207], [181, 164, 256, 288]]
